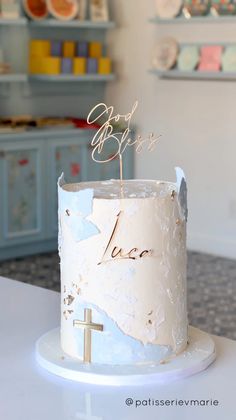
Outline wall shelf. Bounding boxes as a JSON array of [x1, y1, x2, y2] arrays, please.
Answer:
[[0, 18, 115, 29], [29, 19, 115, 29], [0, 74, 27, 83], [149, 15, 236, 24], [150, 69, 236, 81], [29, 74, 115, 82], [0, 73, 115, 84], [0, 18, 27, 26]]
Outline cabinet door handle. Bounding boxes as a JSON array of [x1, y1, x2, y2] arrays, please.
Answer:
[[0, 151, 5, 158]]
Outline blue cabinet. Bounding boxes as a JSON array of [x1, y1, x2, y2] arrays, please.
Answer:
[[0, 129, 134, 260], [47, 134, 88, 236], [0, 141, 46, 250]]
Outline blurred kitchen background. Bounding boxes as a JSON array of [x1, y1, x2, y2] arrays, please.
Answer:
[[0, 0, 235, 340]]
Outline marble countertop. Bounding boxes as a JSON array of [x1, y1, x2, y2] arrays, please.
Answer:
[[0, 276, 235, 420]]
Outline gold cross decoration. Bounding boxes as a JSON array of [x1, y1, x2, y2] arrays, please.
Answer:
[[73, 308, 103, 363]]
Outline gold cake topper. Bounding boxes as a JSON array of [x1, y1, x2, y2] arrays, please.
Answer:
[[87, 101, 160, 194]]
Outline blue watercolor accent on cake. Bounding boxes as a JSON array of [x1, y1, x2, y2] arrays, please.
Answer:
[[58, 173, 100, 242], [72, 298, 171, 365], [175, 167, 188, 221]]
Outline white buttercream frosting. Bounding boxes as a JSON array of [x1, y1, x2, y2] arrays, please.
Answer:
[[59, 175, 188, 365]]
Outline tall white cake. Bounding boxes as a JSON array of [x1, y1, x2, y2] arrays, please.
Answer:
[[58, 168, 188, 365]]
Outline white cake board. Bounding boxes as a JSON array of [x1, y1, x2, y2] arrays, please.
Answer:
[[35, 326, 216, 386]]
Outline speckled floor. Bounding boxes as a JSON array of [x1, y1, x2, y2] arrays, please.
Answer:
[[0, 251, 235, 340]]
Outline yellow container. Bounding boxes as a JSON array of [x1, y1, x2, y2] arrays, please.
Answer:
[[89, 42, 102, 58], [29, 40, 50, 57], [98, 57, 111, 74], [41, 57, 61, 75], [73, 58, 86, 75], [63, 41, 75, 58], [29, 56, 43, 74]]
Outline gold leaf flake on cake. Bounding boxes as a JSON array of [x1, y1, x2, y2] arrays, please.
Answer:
[[159, 359, 168, 365], [71, 282, 81, 295], [171, 190, 176, 200], [64, 294, 75, 306], [63, 310, 74, 320]]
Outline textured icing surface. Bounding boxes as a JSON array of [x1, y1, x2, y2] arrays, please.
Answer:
[[59, 174, 188, 364], [58, 174, 99, 242], [61, 179, 176, 199], [62, 296, 172, 364]]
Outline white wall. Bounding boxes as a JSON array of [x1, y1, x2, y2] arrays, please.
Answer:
[[106, 0, 236, 259]]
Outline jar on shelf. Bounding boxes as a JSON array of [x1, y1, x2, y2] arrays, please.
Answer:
[[183, 0, 210, 17], [211, 0, 236, 16]]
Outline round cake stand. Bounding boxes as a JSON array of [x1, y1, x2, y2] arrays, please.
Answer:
[[35, 326, 216, 386]]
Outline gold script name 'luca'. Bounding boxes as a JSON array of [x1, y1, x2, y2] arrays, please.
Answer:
[[98, 211, 153, 265]]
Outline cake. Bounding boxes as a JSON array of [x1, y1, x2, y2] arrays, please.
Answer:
[[58, 167, 188, 365]]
